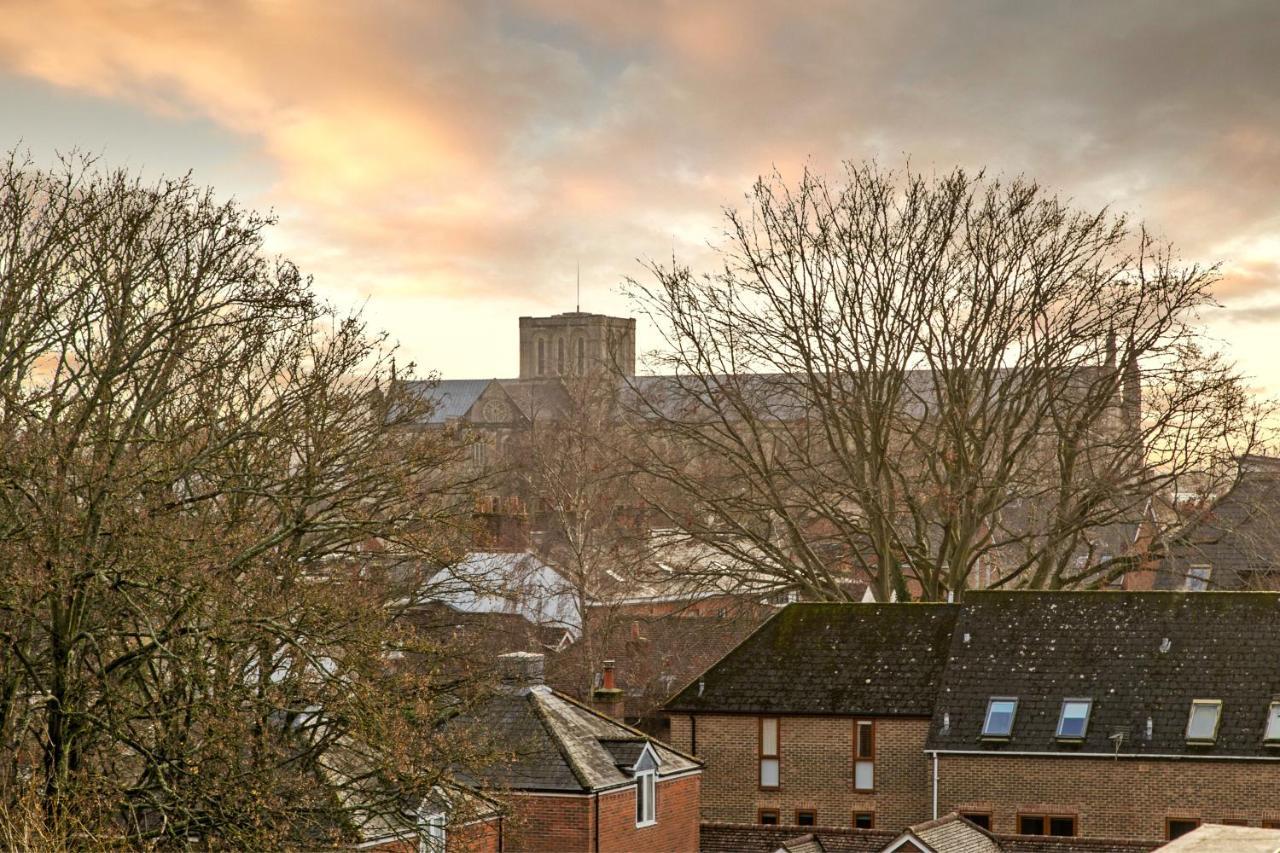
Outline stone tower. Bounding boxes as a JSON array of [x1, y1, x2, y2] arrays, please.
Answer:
[[518, 312, 636, 378]]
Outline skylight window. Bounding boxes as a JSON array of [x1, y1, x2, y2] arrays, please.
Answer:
[[1056, 699, 1092, 741], [1265, 703, 1280, 744], [1185, 699, 1222, 744], [982, 698, 1018, 739]]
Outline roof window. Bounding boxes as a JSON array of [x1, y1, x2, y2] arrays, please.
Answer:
[[1185, 699, 1222, 744], [1265, 702, 1280, 744], [1056, 699, 1092, 741], [982, 697, 1018, 740]]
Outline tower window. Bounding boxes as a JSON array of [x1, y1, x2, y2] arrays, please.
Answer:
[[537, 339, 545, 375], [557, 338, 565, 375]]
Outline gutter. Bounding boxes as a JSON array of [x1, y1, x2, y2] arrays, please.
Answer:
[[928, 748, 1280, 762]]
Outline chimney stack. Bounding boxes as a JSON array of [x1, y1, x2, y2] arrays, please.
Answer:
[[497, 652, 545, 692], [592, 659, 625, 720]]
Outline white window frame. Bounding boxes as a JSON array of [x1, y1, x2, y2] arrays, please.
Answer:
[[1187, 564, 1211, 591], [635, 768, 657, 827], [982, 697, 1018, 740], [1056, 698, 1092, 741], [418, 811, 446, 853], [1185, 699, 1222, 744], [1266, 702, 1280, 744]]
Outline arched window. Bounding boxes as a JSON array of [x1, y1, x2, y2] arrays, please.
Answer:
[[576, 338, 586, 374], [537, 339, 546, 375], [557, 338, 566, 375]]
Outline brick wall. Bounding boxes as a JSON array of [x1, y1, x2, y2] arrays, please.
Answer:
[[597, 773, 700, 852], [505, 793, 592, 852], [669, 714, 932, 830], [938, 754, 1280, 840], [504, 773, 700, 852]]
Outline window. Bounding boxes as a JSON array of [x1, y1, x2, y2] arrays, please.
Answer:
[[854, 720, 875, 791], [982, 698, 1018, 739], [961, 813, 991, 830], [576, 338, 585, 374], [853, 812, 875, 829], [1056, 699, 1092, 741], [758, 809, 779, 826], [635, 768, 656, 826], [557, 338, 566, 374], [1265, 702, 1280, 744], [418, 812, 446, 853], [1186, 699, 1222, 744], [759, 717, 780, 789], [1166, 818, 1200, 840], [1018, 814, 1076, 836], [1187, 564, 1211, 591], [536, 339, 546, 375], [795, 809, 816, 826]]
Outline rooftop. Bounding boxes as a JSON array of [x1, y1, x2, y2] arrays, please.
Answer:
[[665, 603, 958, 716]]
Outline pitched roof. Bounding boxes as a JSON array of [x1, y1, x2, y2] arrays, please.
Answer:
[[698, 823, 897, 853], [1161, 457, 1280, 589], [664, 603, 958, 716], [406, 378, 493, 423], [887, 813, 1001, 853], [927, 591, 1280, 758], [462, 683, 699, 793], [1154, 824, 1280, 852]]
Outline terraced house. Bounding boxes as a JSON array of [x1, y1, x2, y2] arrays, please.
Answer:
[[665, 592, 1280, 846]]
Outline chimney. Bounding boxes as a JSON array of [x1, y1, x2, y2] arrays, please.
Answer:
[[592, 659, 625, 720], [497, 652, 545, 692]]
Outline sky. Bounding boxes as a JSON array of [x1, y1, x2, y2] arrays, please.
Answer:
[[0, 0, 1278, 387]]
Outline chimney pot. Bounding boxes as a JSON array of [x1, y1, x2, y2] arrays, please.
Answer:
[[602, 659, 617, 691]]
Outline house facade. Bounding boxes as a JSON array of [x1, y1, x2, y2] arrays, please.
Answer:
[[665, 593, 1280, 846], [664, 603, 958, 831], [462, 652, 702, 853]]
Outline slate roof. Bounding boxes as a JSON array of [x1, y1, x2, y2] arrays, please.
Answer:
[[462, 682, 699, 793], [665, 603, 958, 716], [406, 378, 492, 423], [1160, 457, 1280, 589], [927, 591, 1280, 758]]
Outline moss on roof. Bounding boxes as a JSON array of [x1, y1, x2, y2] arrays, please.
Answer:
[[664, 602, 958, 716]]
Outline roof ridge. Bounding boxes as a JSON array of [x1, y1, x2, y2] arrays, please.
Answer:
[[525, 691, 594, 791], [549, 688, 702, 766], [661, 603, 792, 711]]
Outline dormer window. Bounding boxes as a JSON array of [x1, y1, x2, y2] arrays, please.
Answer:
[[1056, 699, 1092, 741], [632, 742, 659, 827], [1265, 702, 1280, 745], [1186, 699, 1222, 744], [982, 698, 1018, 740]]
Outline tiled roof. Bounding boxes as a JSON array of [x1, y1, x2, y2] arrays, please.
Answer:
[[665, 603, 958, 716], [905, 813, 1001, 853], [1161, 458, 1280, 589], [698, 823, 896, 853], [462, 683, 699, 793], [995, 837, 1158, 853], [927, 591, 1280, 758]]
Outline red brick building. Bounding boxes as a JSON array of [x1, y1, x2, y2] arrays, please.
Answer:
[[463, 652, 702, 852], [664, 593, 1280, 847]]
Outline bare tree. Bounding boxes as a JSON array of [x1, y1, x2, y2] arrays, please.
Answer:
[[0, 152, 496, 847], [625, 162, 1270, 602], [492, 374, 652, 698]]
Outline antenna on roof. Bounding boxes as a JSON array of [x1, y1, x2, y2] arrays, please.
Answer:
[[576, 261, 580, 313]]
